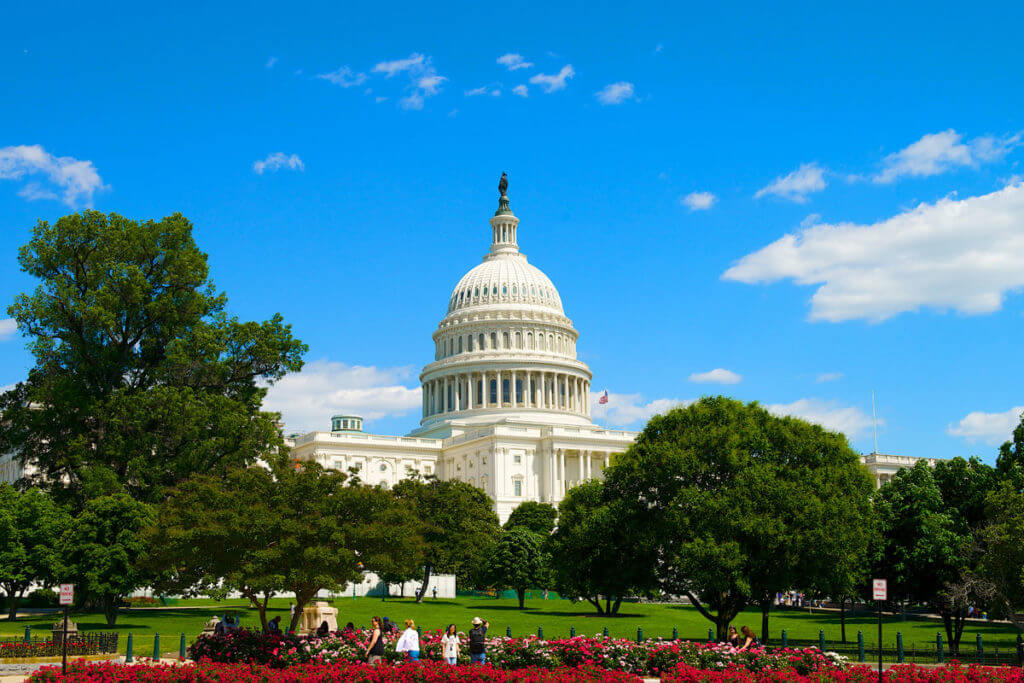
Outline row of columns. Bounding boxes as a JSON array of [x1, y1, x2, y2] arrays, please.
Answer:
[[547, 448, 611, 501], [423, 370, 590, 419], [436, 328, 575, 360]]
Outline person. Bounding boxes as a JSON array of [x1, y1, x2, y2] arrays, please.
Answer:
[[213, 619, 226, 636], [432, 586, 438, 600], [316, 620, 330, 637], [365, 616, 385, 664], [222, 615, 238, 633], [396, 619, 420, 661], [726, 626, 742, 647], [441, 623, 459, 665], [382, 617, 396, 635], [289, 602, 295, 619], [343, 622, 356, 633], [468, 617, 488, 664], [266, 616, 282, 634], [737, 626, 759, 651]]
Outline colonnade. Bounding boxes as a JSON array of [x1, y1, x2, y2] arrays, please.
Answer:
[[546, 448, 611, 501], [422, 370, 590, 419]]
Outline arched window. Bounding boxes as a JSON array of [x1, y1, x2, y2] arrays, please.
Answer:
[[527, 332, 534, 349], [490, 332, 497, 349], [503, 332, 510, 348], [457, 337, 463, 353], [502, 285, 507, 295], [474, 287, 479, 297], [468, 335, 474, 352], [479, 333, 485, 350], [515, 332, 522, 348], [512, 286, 517, 295]]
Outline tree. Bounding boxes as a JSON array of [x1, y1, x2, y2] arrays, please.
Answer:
[[0, 211, 306, 508], [548, 480, 647, 614], [996, 411, 1024, 491], [392, 478, 501, 602], [61, 493, 154, 626], [504, 501, 557, 536], [873, 463, 973, 652], [978, 483, 1024, 631], [602, 396, 875, 640], [0, 486, 70, 620], [148, 464, 422, 631], [481, 527, 548, 609]]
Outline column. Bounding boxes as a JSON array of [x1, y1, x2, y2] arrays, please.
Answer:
[[586, 450, 592, 479], [483, 371, 489, 408], [604, 452, 610, 470], [469, 372, 476, 408], [511, 369, 518, 407], [558, 449, 566, 496], [548, 447, 556, 502]]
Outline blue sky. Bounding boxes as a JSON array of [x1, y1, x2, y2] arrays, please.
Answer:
[[2, 0, 1023, 461]]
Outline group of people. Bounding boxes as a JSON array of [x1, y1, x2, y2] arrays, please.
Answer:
[[364, 616, 490, 665], [726, 626, 759, 651]]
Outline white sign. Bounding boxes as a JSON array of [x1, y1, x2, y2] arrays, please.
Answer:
[[872, 578, 887, 601], [59, 584, 73, 606]]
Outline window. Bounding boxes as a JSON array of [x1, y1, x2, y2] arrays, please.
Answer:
[[512, 286, 517, 295], [489, 379, 498, 404], [477, 380, 484, 405], [468, 336, 474, 352], [482, 455, 488, 465], [379, 463, 387, 472], [478, 334, 485, 349], [515, 379, 522, 403], [502, 379, 510, 403], [502, 285, 507, 295], [475, 287, 479, 296], [490, 332, 497, 349], [514, 454, 521, 463], [514, 479, 522, 496], [425, 465, 432, 474], [503, 332, 509, 348], [457, 337, 463, 353]]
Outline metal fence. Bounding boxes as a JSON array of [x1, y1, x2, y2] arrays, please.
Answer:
[[766, 633, 1024, 667], [0, 633, 119, 658]]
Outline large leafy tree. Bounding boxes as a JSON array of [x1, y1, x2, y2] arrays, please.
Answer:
[[0, 486, 70, 620], [548, 480, 648, 614], [481, 527, 548, 609], [0, 211, 306, 507], [504, 501, 557, 536], [873, 462, 973, 652], [996, 412, 1024, 491], [147, 463, 421, 631], [602, 396, 875, 640], [61, 493, 155, 626], [978, 483, 1024, 631], [391, 478, 501, 602]]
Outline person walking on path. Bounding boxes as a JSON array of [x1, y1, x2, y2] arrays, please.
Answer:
[[468, 617, 488, 664], [396, 619, 420, 661], [365, 616, 385, 664], [441, 624, 460, 664]]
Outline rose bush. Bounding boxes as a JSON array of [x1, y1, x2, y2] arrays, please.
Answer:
[[29, 660, 642, 682], [186, 629, 852, 676]]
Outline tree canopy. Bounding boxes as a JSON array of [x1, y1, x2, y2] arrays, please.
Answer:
[[0, 211, 306, 507], [602, 396, 876, 640], [147, 463, 421, 631], [0, 486, 69, 620], [504, 501, 557, 536], [391, 478, 501, 601], [481, 527, 548, 609]]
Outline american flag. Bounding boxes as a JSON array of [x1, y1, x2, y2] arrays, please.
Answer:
[[598, 390, 609, 405]]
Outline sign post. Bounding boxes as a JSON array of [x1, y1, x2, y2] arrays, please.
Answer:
[[872, 579, 887, 683], [59, 584, 73, 675]]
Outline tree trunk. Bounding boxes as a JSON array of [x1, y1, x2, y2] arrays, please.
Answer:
[[102, 594, 119, 626], [840, 597, 847, 643], [4, 585, 23, 622], [586, 597, 605, 614], [611, 597, 623, 615], [517, 588, 526, 609], [760, 599, 771, 645], [415, 564, 432, 603]]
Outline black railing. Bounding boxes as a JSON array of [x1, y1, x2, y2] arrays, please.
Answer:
[[770, 635, 1023, 667], [0, 633, 119, 659]]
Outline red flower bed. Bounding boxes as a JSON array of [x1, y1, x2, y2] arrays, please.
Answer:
[[27, 660, 643, 682], [662, 662, 1024, 683]]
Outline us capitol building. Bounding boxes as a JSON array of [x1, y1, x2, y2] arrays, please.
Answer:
[[285, 178, 636, 522]]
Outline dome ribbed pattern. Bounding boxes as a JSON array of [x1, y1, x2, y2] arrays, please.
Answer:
[[447, 254, 564, 314]]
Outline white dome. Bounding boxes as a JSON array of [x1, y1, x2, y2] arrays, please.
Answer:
[[447, 254, 564, 314]]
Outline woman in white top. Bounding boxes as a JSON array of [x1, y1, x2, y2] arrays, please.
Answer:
[[440, 623, 459, 664], [395, 619, 420, 661]]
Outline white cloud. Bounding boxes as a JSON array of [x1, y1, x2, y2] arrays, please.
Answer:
[[496, 53, 533, 71], [317, 66, 368, 88], [0, 319, 16, 341], [948, 406, 1024, 446], [755, 162, 827, 203], [688, 368, 742, 384], [263, 359, 422, 432], [512, 85, 528, 98], [372, 53, 425, 77], [253, 152, 304, 175], [375, 96, 388, 103], [682, 191, 716, 211], [815, 372, 844, 383], [465, 86, 500, 97], [724, 181, 1024, 322], [767, 398, 876, 437], [265, 57, 278, 69], [874, 130, 1021, 184], [0, 144, 106, 207], [595, 81, 635, 105], [590, 391, 688, 427], [372, 53, 445, 110], [529, 65, 574, 93]]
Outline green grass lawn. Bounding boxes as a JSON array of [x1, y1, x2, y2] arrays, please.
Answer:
[[1, 597, 1019, 657]]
